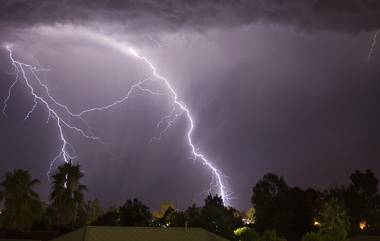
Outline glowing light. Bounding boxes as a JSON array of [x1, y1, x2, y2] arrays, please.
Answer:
[[242, 218, 254, 225], [242, 207, 255, 224], [359, 220, 368, 230], [314, 220, 321, 227]]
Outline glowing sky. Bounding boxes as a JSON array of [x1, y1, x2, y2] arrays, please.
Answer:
[[1, 0, 380, 210]]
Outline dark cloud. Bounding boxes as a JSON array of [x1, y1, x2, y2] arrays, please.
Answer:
[[0, 0, 380, 32], [1, 2, 380, 211]]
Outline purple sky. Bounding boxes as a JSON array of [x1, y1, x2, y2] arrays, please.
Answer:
[[1, 0, 380, 211]]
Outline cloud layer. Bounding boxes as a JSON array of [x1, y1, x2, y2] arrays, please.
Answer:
[[1, 0, 380, 32]]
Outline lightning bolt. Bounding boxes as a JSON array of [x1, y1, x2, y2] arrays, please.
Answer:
[[3, 45, 101, 177], [126, 44, 231, 206], [368, 30, 379, 62], [73, 33, 231, 205], [2, 30, 231, 206]]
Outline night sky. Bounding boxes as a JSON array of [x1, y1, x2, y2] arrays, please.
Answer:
[[1, 0, 380, 211]]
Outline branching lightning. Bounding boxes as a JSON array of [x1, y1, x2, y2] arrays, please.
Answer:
[[105, 38, 231, 205], [368, 30, 379, 62], [4, 45, 102, 176], [2, 31, 231, 206]]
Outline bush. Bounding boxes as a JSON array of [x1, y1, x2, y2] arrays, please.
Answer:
[[302, 232, 324, 241], [319, 198, 350, 241], [261, 230, 286, 241], [234, 227, 260, 241]]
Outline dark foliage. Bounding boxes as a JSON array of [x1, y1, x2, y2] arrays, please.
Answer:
[[119, 198, 152, 226], [0, 169, 42, 231], [49, 161, 87, 230], [1, 165, 380, 241], [92, 207, 120, 226], [184, 194, 243, 240], [251, 173, 322, 241]]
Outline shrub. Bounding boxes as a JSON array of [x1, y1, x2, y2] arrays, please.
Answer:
[[234, 227, 260, 241], [319, 198, 350, 241], [302, 232, 324, 241], [261, 230, 286, 241]]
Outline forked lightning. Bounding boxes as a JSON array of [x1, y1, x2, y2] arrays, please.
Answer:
[[2, 32, 231, 206]]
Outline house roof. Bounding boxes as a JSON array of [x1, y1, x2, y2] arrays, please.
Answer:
[[50, 226, 229, 241]]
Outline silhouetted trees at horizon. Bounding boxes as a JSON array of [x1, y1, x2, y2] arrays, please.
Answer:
[[0, 169, 42, 231], [251, 170, 380, 241], [251, 173, 321, 240], [1, 163, 380, 241], [49, 161, 87, 229]]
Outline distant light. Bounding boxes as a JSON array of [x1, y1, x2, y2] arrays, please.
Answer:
[[242, 218, 255, 225], [242, 207, 256, 224], [314, 220, 321, 227], [359, 220, 368, 230]]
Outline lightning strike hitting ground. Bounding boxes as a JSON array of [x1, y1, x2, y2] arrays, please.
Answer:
[[368, 30, 379, 61], [131, 49, 232, 203], [110, 39, 231, 206], [77, 32, 231, 205], [2, 30, 231, 206]]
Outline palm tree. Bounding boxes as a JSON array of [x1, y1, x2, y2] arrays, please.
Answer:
[[50, 161, 87, 228], [0, 169, 42, 231]]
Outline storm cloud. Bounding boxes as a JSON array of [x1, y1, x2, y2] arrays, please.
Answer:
[[1, 1, 380, 210], [1, 0, 380, 33]]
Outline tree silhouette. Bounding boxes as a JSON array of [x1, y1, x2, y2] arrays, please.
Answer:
[[184, 194, 243, 240], [0, 169, 42, 231], [261, 230, 286, 241], [163, 208, 186, 227], [301, 232, 324, 241], [153, 202, 186, 227], [78, 199, 104, 225], [324, 169, 380, 234], [347, 169, 379, 232], [251, 173, 322, 240], [319, 198, 350, 241], [50, 161, 87, 228], [92, 207, 121, 226], [119, 198, 152, 226], [251, 173, 289, 232], [152, 202, 175, 220]]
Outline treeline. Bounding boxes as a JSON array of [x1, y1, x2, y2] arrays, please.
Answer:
[[0, 162, 379, 241], [0, 162, 242, 240], [250, 170, 380, 241]]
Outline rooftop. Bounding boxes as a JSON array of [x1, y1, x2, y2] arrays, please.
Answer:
[[50, 226, 229, 241]]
